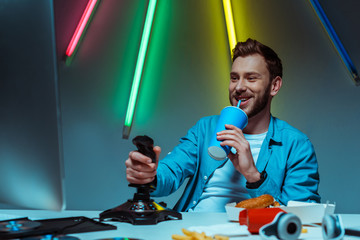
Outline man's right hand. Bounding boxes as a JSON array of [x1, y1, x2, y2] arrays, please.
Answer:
[[125, 146, 161, 185]]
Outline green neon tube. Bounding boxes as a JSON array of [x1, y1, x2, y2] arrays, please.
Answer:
[[123, 0, 157, 139]]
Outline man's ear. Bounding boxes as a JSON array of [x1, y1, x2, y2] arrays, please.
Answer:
[[270, 76, 282, 97]]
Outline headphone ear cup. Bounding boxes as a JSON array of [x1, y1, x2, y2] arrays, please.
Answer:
[[322, 215, 337, 239], [259, 212, 301, 240], [322, 214, 345, 240], [277, 213, 302, 240]]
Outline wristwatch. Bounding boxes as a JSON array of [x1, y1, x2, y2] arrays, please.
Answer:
[[246, 171, 267, 189]]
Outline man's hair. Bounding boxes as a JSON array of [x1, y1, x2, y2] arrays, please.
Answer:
[[232, 38, 283, 80]]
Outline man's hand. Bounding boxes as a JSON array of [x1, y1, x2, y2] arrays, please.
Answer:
[[125, 146, 161, 185], [217, 124, 261, 183]]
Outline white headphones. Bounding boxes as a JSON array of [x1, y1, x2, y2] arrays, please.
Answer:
[[259, 213, 345, 240]]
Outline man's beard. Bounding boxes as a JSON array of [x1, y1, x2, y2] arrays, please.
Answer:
[[230, 83, 272, 119], [246, 83, 271, 119]]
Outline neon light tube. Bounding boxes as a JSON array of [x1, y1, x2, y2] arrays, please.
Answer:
[[308, 0, 360, 86], [123, 0, 157, 139], [222, 0, 237, 54], [65, 0, 98, 58]]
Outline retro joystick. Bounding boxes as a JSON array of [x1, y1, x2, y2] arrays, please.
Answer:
[[99, 135, 182, 225]]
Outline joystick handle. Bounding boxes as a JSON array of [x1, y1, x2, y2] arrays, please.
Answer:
[[132, 135, 156, 163], [129, 135, 157, 195]]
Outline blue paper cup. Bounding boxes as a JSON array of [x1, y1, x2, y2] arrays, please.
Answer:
[[208, 106, 248, 160]]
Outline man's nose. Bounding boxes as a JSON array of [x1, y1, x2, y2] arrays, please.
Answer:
[[235, 78, 247, 92]]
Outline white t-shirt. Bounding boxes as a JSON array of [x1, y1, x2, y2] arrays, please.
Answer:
[[190, 132, 267, 212]]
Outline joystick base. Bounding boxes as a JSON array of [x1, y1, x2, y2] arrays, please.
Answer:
[[99, 198, 182, 225]]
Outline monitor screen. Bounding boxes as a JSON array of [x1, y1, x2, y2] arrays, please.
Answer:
[[0, 0, 65, 210]]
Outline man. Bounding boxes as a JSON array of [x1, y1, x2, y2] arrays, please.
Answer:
[[125, 38, 320, 212]]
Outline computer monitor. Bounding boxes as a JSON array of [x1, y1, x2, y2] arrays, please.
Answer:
[[0, 0, 65, 210]]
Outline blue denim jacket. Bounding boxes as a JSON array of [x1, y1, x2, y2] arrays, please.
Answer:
[[152, 115, 320, 212]]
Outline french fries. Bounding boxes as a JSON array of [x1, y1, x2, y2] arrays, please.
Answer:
[[172, 228, 229, 240]]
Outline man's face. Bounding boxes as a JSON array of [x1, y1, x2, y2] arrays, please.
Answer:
[[228, 54, 272, 119]]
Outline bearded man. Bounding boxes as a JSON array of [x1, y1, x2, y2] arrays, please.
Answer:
[[125, 38, 320, 212]]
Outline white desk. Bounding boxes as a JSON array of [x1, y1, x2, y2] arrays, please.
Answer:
[[1, 209, 360, 240]]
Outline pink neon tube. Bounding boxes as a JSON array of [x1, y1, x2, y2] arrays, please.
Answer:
[[65, 0, 98, 57]]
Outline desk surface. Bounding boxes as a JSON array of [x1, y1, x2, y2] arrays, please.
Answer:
[[1, 209, 360, 240]]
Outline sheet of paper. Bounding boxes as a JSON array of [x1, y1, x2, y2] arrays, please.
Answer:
[[188, 222, 250, 237]]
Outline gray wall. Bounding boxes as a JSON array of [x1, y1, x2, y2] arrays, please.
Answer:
[[2, 0, 359, 213], [54, 0, 360, 213]]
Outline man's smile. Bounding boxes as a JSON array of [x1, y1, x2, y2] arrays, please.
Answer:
[[235, 96, 251, 107]]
